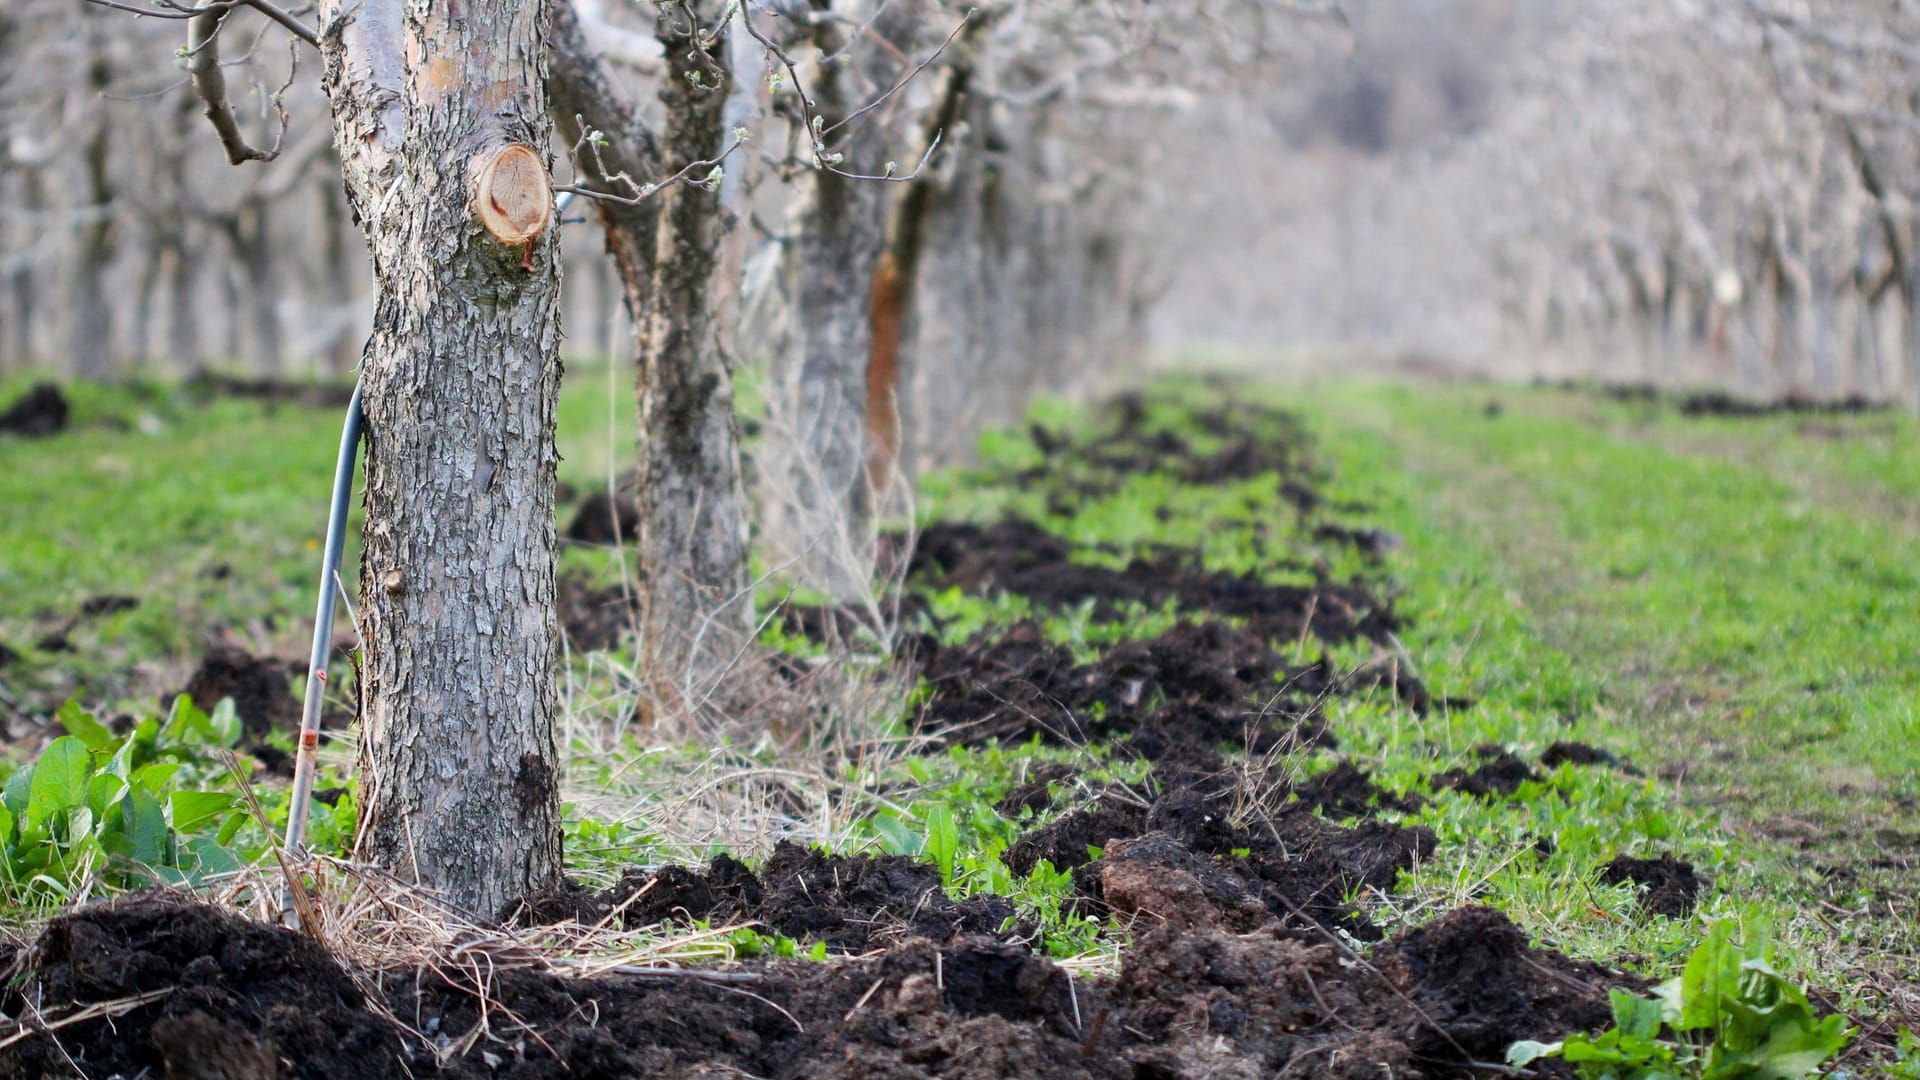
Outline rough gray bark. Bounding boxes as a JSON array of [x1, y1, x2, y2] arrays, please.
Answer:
[[769, 1, 916, 598], [67, 40, 115, 379], [547, 0, 755, 714], [634, 6, 754, 715], [870, 36, 979, 486], [218, 201, 285, 373], [319, 0, 566, 918]]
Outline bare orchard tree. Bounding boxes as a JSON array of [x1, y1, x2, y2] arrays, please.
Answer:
[[547, 1, 755, 724], [98, 0, 568, 917]]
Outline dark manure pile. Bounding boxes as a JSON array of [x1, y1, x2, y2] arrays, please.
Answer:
[[3, 892, 1623, 1080], [517, 841, 1016, 954]]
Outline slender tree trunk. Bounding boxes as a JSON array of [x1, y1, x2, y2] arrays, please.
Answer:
[[7, 173, 44, 369], [166, 239, 200, 368], [131, 243, 163, 373], [632, 4, 754, 717], [67, 41, 115, 380], [870, 39, 979, 487], [239, 200, 285, 374], [319, 0, 565, 918], [771, 4, 909, 597], [318, 181, 358, 376]]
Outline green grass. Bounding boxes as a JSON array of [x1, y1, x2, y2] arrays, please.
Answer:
[[1298, 379, 1920, 1008], [0, 366, 635, 714]]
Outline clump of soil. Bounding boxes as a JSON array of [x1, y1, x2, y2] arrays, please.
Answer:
[[1113, 905, 1618, 1078], [6, 892, 1627, 1080], [523, 841, 1014, 953], [910, 517, 1403, 647], [555, 574, 630, 652], [1312, 523, 1406, 557], [912, 619, 1342, 756], [1541, 740, 1644, 776], [1372, 904, 1620, 1064], [993, 761, 1079, 818], [1011, 392, 1323, 503], [176, 646, 297, 738], [1435, 744, 1542, 798], [0, 894, 389, 1080], [1679, 390, 1888, 418], [1095, 831, 1271, 931], [1012, 758, 1434, 941], [0, 382, 69, 437], [1295, 760, 1425, 819], [30, 594, 139, 653], [563, 490, 640, 544], [1601, 854, 1702, 918], [183, 371, 357, 408]]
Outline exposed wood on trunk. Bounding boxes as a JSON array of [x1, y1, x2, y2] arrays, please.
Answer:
[[769, 0, 920, 599], [866, 34, 979, 489]]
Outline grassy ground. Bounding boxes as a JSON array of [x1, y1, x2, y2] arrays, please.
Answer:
[[1299, 379, 1920, 1016], [1, 367, 1914, 1071], [0, 367, 636, 714]]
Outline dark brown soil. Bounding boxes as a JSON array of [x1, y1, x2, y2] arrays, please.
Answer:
[[175, 646, 298, 738], [910, 619, 1341, 755], [183, 371, 357, 408], [1678, 390, 1889, 418], [28, 595, 140, 654], [909, 517, 1403, 648], [563, 491, 640, 545], [2, 892, 1626, 1080], [994, 761, 1080, 818], [555, 575, 630, 653], [1435, 744, 1541, 798], [0, 382, 69, 437], [1600, 854, 1702, 919], [519, 841, 1016, 953]]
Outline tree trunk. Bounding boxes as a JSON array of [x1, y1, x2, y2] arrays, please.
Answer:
[[319, 180, 358, 376], [319, 0, 565, 918], [67, 40, 115, 380], [769, 4, 909, 597], [166, 239, 200, 368], [238, 200, 285, 374], [870, 41, 979, 487], [4, 171, 39, 369], [632, 4, 754, 718]]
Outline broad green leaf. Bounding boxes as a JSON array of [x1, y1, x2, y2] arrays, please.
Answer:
[[122, 787, 169, 865], [1611, 987, 1665, 1040], [132, 762, 183, 795], [163, 694, 209, 743], [215, 808, 247, 847], [168, 790, 238, 834], [27, 738, 93, 828], [1680, 919, 1741, 1032], [922, 803, 960, 883], [56, 701, 117, 753], [180, 837, 244, 880], [870, 814, 919, 856], [3, 765, 32, 819], [0, 802, 13, 848], [208, 699, 243, 748], [87, 772, 127, 820], [1505, 1040, 1560, 1067], [54, 805, 95, 847], [110, 717, 159, 778]]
